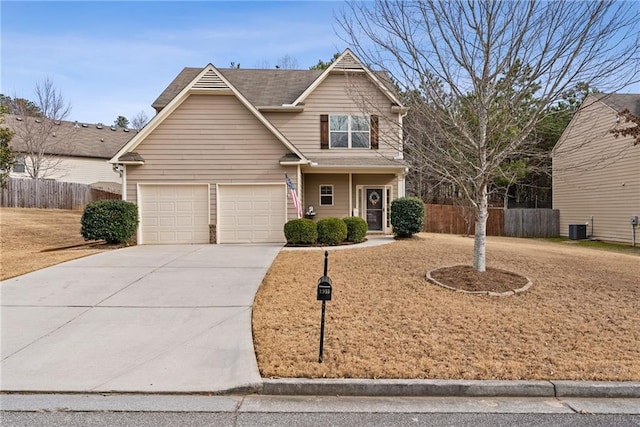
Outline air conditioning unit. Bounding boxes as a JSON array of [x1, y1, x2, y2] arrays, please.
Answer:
[[568, 224, 587, 240]]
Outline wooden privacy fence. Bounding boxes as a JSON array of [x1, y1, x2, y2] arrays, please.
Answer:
[[423, 204, 505, 236], [1, 178, 120, 210], [504, 209, 559, 238], [423, 204, 560, 238]]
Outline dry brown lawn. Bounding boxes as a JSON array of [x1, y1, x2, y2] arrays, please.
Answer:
[[0, 208, 107, 280], [253, 233, 640, 381]]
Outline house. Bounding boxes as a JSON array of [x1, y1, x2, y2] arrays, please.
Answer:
[[110, 49, 408, 244], [552, 93, 640, 244], [5, 114, 132, 188]]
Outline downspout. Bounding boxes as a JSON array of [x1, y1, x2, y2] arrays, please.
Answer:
[[297, 164, 304, 219], [121, 166, 127, 201], [397, 110, 408, 160]]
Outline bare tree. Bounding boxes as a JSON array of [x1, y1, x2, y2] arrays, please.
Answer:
[[10, 78, 74, 180], [130, 110, 149, 131], [275, 54, 299, 70], [338, 0, 640, 271], [611, 109, 640, 146]]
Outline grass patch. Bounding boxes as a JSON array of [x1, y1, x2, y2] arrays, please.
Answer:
[[542, 237, 640, 256], [0, 207, 112, 280], [253, 233, 640, 381]]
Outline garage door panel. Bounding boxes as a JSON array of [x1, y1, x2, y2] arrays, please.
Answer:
[[237, 201, 253, 210], [139, 185, 209, 244], [218, 184, 286, 243], [176, 216, 194, 226]]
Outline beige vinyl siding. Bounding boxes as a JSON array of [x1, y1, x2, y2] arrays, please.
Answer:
[[352, 174, 398, 189], [552, 96, 640, 243], [304, 174, 350, 218], [264, 74, 401, 159], [125, 94, 299, 225], [11, 156, 121, 185]]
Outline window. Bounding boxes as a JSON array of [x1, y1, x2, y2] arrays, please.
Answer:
[[319, 185, 333, 206], [329, 115, 370, 148], [12, 156, 25, 173]]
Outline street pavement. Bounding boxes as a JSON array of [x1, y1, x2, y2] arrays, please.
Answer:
[[1, 394, 639, 426]]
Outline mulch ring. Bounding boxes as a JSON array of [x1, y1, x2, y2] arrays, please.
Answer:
[[426, 264, 532, 296]]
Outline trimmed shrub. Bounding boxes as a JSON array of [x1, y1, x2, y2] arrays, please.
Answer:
[[343, 216, 368, 243], [316, 217, 348, 246], [284, 218, 318, 244], [81, 200, 138, 244], [391, 197, 425, 238]]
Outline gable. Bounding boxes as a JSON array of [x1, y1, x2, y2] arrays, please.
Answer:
[[291, 49, 404, 108], [553, 93, 635, 154], [135, 94, 290, 162], [111, 65, 306, 163]]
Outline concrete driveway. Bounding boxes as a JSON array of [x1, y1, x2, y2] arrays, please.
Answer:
[[0, 244, 283, 393]]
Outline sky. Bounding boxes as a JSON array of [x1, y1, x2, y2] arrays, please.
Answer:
[[2, 1, 639, 126], [1, 1, 347, 124]]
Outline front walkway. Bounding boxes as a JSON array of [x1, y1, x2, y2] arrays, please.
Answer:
[[0, 244, 282, 393]]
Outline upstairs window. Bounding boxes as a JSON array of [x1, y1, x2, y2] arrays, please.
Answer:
[[321, 114, 378, 150], [329, 115, 370, 149]]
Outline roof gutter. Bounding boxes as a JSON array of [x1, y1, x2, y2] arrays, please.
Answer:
[[258, 105, 305, 113]]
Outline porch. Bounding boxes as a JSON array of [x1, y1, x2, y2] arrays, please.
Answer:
[[301, 172, 403, 234]]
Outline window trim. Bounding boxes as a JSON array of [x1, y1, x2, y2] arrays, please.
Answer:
[[328, 114, 371, 149], [319, 184, 334, 206], [12, 155, 26, 173]]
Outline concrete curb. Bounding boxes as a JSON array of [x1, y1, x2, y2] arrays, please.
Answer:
[[552, 380, 640, 398], [261, 379, 640, 398]]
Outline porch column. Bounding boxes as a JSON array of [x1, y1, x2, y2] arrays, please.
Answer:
[[349, 173, 353, 216]]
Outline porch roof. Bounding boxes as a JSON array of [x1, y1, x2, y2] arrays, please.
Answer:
[[306, 156, 406, 170]]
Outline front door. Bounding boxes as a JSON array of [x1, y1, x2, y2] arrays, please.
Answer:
[[365, 188, 384, 231]]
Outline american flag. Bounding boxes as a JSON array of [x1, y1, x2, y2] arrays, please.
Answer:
[[285, 172, 303, 219]]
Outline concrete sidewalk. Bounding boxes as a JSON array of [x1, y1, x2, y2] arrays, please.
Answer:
[[0, 244, 282, 393]]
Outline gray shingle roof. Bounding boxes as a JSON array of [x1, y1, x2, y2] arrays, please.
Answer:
[[4, 115, 134, 159], [594, 93, 640, 115], [151, 67, 201, 111], [151, 67, 324, 111], [117, 152, 145, 162]]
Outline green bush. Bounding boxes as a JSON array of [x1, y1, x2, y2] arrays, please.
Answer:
[[343, 216, 368, 243], [390, 197, 425, 238], [316, 217, 348, 246], [81, 200, 138, 244], [284, 218, 318, 244]]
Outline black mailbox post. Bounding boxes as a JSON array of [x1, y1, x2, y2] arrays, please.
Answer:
[[317, 251, 332, 363]]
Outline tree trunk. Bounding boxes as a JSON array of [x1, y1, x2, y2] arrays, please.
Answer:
[[473, 189, 489, 272]]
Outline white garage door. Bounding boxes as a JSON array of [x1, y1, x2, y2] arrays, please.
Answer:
[[218, 184, 286, 243], [139, 184, 210, 244]]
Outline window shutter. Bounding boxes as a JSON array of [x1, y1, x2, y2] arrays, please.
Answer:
[[370, 115, 379, 149], [320, 115, 329, 149]]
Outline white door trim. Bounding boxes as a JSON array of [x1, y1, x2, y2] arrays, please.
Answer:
[[356, 184, 393, 234]]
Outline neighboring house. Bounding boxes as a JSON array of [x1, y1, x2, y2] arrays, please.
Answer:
[[110, 49, 408, 244], [552, 93, 640, 244], [5, 114, 132, 187]]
